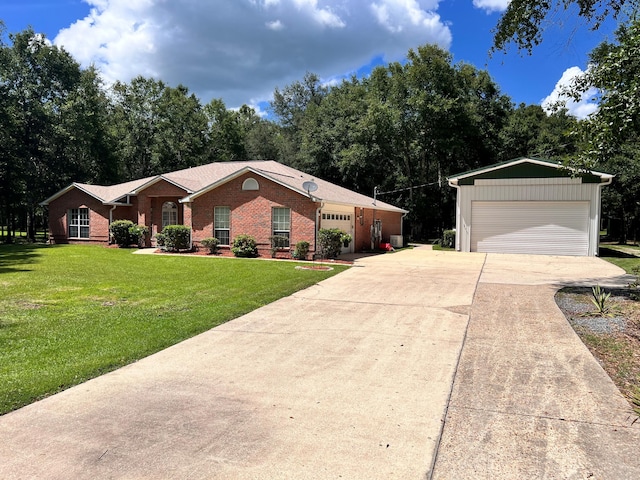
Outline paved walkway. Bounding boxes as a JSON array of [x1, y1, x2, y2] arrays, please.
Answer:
[[0, 248, 639, 479]]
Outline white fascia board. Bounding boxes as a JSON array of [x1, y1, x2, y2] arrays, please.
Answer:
[[40, 183, 105, 206], [324, 199, 408, 214]]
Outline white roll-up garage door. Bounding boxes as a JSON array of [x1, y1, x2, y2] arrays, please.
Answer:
[[471, 201, 590, 256]]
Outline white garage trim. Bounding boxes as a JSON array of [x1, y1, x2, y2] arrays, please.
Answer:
[[471, 201, 590, 256]]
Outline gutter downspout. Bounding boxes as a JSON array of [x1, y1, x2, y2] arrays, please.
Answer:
[[401, 212, 408, 237], [447, 179, 461, 251], [315, 202, 324, 256], [109, 205, 117, 245]]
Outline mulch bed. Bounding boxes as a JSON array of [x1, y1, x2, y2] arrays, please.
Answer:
[[295, 265, 333, 271]]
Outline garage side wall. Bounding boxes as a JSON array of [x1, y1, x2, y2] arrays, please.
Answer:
[[456, 178, 602, 256]]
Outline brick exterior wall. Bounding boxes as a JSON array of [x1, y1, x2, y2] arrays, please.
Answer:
[[190, 173, 318, 257], [46, 176, 405, 254], [47, 189, 112, 244], [354, 207, 404, 251]]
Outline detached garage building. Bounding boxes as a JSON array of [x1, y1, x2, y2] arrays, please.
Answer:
[[447, 158, 613, 256]]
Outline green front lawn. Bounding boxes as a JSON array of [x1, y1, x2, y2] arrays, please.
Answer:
[[599, 246, 640, 274], [0, 245, 347, 415]]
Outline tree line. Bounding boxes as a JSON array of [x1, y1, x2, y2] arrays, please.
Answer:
[[1, 8, 639, 243]]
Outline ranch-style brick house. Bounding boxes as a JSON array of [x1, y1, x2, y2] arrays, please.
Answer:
[[41, 160, 407, 256]]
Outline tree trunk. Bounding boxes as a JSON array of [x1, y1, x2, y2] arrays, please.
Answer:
[[27, 207, 36, 242]]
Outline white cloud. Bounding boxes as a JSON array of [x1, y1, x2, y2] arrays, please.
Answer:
[[292, 0, 345, 28], [371, 0, 443, 33], [266, 20, 285, 30], [472, 0, 510, 14], [53, 0, 451, 108], [541, 66, 598, 119]]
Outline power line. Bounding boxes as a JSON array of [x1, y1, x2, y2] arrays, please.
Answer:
[[374, 181, 439, 197]]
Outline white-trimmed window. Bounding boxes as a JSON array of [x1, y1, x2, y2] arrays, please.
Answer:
[[162, 202, 178, 229], [214, 206, 231, 246], [68, 208, 89, 239], [272, 207, 291, 248], [242, 178, 259, 191]]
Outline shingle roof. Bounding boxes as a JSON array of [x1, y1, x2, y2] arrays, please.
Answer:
[[42, 161, 407, 213], [75, 177, 156, 203]]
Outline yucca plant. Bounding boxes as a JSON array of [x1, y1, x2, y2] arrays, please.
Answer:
[[590, 285, 613, 317], [632, 388, 640, 418]]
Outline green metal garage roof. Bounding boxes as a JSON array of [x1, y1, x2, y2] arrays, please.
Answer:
[[447, 157, 613, 186]]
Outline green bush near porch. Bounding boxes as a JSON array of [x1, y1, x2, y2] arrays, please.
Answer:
[[160, 225, 191, 252], [0, 244, 347, 415], [109, 220, 149, 248]]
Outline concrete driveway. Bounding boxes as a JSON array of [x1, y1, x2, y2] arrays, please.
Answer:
[[432, 254, 640, 480], [0, 248, 639, 479]]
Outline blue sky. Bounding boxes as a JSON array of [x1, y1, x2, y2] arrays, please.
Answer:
[[1, 0, 620, 117]]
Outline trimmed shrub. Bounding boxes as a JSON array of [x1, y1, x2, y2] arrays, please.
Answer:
[[155, 232, 166, 249], [110, 220, 135, 247], [200, 237, 220, 254], [292, 240, 310, 260], [162, 225, 191, 252], [442, 229, 456, 249], [318, 228, 345, 259], [270, 235, 289, 257], [231, 234, 259, 258], [128, 224, 149, 247], [109, 220, 149, 247]]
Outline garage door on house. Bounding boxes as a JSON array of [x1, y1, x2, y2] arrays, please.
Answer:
[[470, 201, 590, 256], [321, 210, 354, 254]]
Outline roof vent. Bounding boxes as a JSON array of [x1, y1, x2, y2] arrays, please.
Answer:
[[242, 178, 259, 191]]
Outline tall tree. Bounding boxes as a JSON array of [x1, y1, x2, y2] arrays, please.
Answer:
[[499, 104, 579, 161], [279, 44, 511, 239], [156, 84, 208, 171], [565, 19, 640, 168], [492, 0, 637, 53], [57, 66, 118, 185], [0, 27, 85, 241], [111, 77, 208, 178], [110, 76, 165, 179], [204, 98, 246, 162], [238, 105, 286, 161], [600, 139, 640, 243], [270, 72, 328, 166]]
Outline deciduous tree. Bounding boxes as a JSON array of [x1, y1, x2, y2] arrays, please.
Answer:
[[0, 27, 85, 241], [492, 0, 637, 53]]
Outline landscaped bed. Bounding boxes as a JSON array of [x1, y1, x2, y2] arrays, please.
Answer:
[[556, 246, 640, 415], [0, 244, 348, 415]]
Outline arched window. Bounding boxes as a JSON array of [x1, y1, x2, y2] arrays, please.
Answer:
[[242, 178, 259, 191], [162, 202, 178, 228]]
